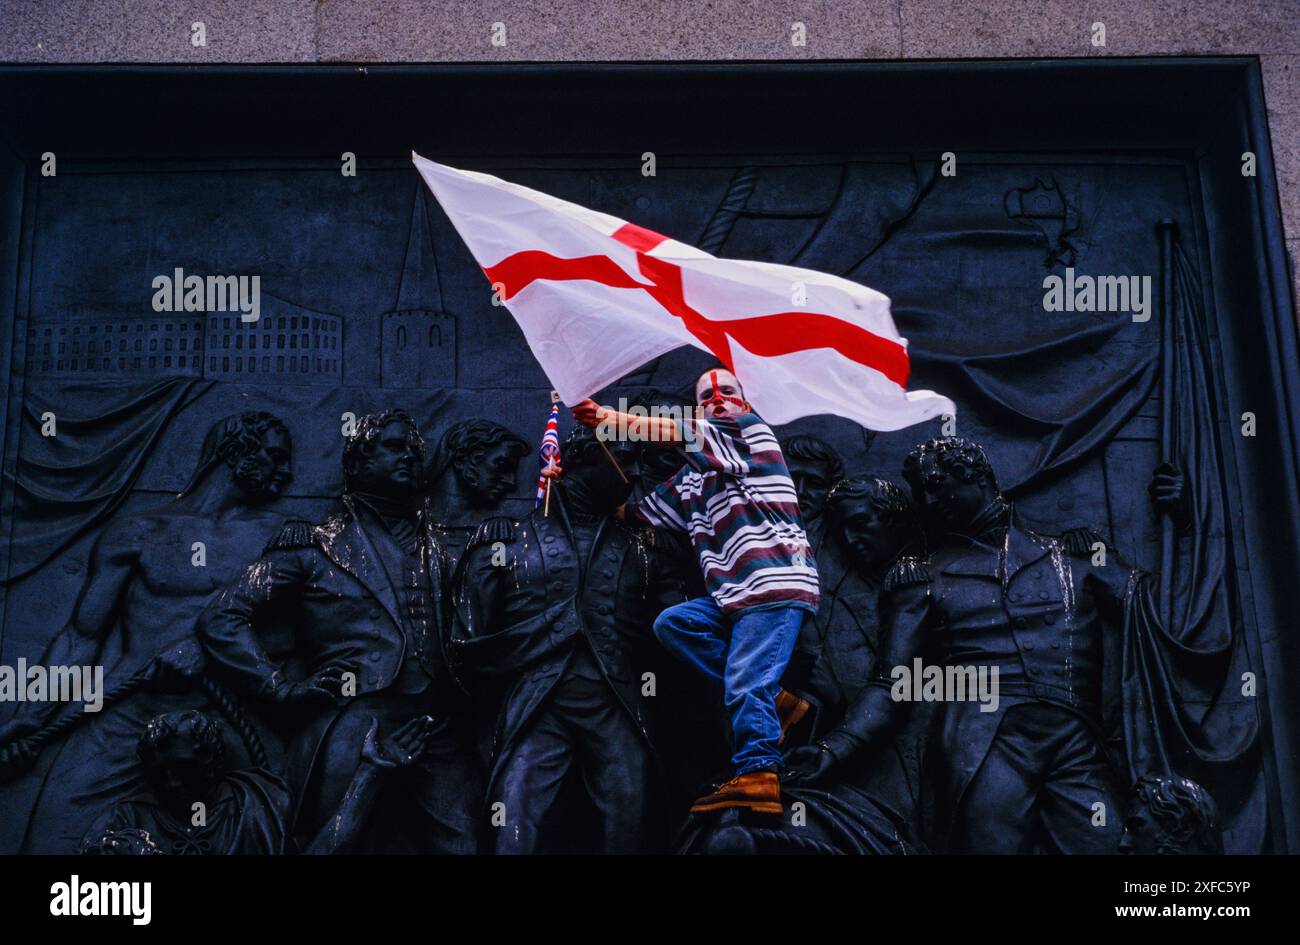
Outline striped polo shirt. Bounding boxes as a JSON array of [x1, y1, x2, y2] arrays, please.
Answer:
[[633, 411, 820, 615]]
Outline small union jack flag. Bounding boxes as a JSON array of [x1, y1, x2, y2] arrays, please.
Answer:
[[535, 403, 561, 507]]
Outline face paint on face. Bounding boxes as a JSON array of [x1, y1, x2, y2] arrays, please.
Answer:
[[696, 369, 749, 418]]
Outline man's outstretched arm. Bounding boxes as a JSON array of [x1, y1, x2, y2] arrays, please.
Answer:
[[571, 398, 685, 445]]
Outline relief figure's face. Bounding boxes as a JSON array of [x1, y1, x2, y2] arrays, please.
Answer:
[[145, 738, 218, 809], [356, 420, 421, 498], [836, 500, 895, 571], [458, 441, 522, 508], [915, 465, 993, 534], [787, 455, 835, 520], [232, 427, 292, 501]]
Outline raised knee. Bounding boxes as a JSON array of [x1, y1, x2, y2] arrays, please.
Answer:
[[652, 610, 676, 646]]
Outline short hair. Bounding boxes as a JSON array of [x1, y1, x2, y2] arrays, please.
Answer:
[[1130, 775, 1223, 855], [181, 411, 290, 497], [138, 710, 225, 773], [694, 365, 743, 395], [432, 418, 527, 481], [342, 408, 425, 488], [825, 476, 914, 532], [560, 425, 606, 470], [902, 437, 998, 496], [780, 435, 846, 482]]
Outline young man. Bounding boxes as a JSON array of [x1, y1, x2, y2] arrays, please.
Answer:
[[569, 367, 819, 814]]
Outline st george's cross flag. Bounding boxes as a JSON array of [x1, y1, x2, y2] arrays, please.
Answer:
[[413, 154, 955, 431]]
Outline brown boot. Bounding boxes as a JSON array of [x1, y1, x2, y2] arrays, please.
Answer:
[[690, 770, 782, 815], [776, 689, 811, 744]]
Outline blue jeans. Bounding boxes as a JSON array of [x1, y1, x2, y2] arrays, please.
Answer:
[[652, 596, 808, 776]]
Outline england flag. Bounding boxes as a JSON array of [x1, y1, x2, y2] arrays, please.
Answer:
[[413, 154, 954, 431]]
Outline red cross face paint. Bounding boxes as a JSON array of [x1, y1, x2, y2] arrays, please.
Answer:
[[697, 369, 750, 418]]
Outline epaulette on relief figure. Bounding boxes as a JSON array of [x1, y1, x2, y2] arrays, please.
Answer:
[[466, 515, 517, 553], [1058, 525, 1109, 556], [883, 555, 931, 593], [262, 520, 317, 554]]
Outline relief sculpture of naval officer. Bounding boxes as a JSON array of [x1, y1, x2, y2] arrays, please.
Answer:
[[787, 437, 1187, 854], [423, 418, 529, 569], [199, 408, 479, 853], [451, 426, 687, 854]]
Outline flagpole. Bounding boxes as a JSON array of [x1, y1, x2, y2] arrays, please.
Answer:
[[539, 394, 562, 518], [557, 389, 628, 484], [595, 436, 629, 484]]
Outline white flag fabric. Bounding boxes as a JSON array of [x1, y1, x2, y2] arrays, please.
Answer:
[[413, 153, 954, 431]]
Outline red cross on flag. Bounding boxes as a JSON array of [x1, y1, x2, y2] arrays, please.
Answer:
[[413, 154, 954, 431]]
